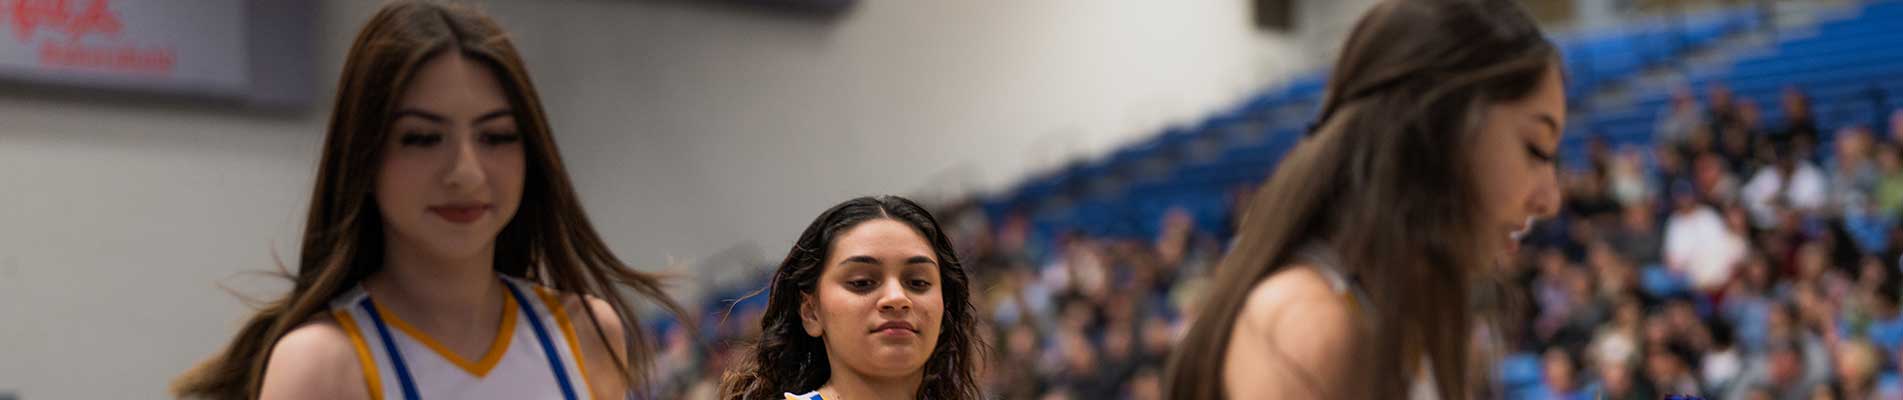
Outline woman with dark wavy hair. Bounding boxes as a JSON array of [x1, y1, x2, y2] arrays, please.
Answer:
[[719, 196, 984, 400]]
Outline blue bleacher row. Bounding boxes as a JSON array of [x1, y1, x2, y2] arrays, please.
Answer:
[[1580, 0, 1903, 154], [980, 4, 1766, 249]]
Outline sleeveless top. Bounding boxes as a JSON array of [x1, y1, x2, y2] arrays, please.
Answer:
[[783, 391, 824, 400], [1296, 242, 1440, 400], [327, 275, 596, 400]]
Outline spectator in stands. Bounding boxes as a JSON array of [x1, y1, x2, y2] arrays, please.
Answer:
[[1695, 152, 1742, 205], [1595, 361, 1657, 400], [1610, 147, 1652, 206], [1729, 337, 1822, 400], [1737, 99, 1774, 170], [1588, 294, 1644, 367], [1860, 278, 1903, 358], [1889, 109, 1903, 145], [1775, 85, 1822, 161], [1709, 82, 1741, 136], [1720, 121, 1761, 178], [1877, 145, 1903, 217], [1725, 253, 1778, 352], [1658, 85, 1708, 151], [1568, 165, 1625, 225], [1819, 340, 1880, 400], [1666, 181, 1749, 293], [1829, 127, 1880, 217], [1701, 319, 1746, 396], [1740, 98, 1767, 137], [1609, 202, 1663, 266], [1743, 146, 1829, 228], [1537, 347, 1588, 399], [1645, 343, 1704, 397]]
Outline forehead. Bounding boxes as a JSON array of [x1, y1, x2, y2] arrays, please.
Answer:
[[1491, 65, 1568, 139], [399, 53, 510, 111], [829, 219, 935, 258]]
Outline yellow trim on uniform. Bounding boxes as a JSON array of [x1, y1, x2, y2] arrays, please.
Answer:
[[370, 288, 519, 377], [331, 309, 385, 400], [534, 285, 599, 397]]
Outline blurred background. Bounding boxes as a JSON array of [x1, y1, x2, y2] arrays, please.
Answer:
[[0, 0, 1895, 399]]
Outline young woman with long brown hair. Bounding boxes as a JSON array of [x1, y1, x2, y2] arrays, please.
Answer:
[[171, 2, 683, 399], [718, 196, 985, 400], [1163, 0, 1567, 398]]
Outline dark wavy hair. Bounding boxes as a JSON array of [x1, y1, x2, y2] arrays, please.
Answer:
[[719, 196, 985, 400]]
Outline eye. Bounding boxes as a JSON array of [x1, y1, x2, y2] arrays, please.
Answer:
[[846, 279, 876, 292], [907, 279, 934, 291], [481, 131, 522, 145], [398, 132, 444, 147], [1525, 142, 1555, 164]]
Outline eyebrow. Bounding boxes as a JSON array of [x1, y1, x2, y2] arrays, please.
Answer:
[[391, 108, 514, 125], [838, 255, 939, 266]]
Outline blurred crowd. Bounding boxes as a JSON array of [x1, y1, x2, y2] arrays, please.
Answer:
[[640, 82, 1903, 400], [1507, 82, 1903, 400]]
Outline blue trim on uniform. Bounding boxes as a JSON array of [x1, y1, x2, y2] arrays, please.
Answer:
[[361, 298, 423, 400], [502, 279, 580, 400]]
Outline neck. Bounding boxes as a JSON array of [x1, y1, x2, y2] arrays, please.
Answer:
[[821, 364, 923, 400], [368, 236, 505, 333]]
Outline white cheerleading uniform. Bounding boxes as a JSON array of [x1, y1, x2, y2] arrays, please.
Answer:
[[328, 276, 596, 400]]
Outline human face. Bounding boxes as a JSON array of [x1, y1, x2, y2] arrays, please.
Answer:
[[1471, 64, 1566, 260], [801, 219, 944, 380], [375, 53, 524, 264]]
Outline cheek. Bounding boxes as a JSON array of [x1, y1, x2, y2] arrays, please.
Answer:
[[376, 155, 433, 213], [919, 290, 946, 335], [487, 148, 527, 202], [819, 288, 866, 330], [1471, 144, 1526, 215]]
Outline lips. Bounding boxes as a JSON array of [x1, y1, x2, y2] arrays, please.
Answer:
[[1505, 218, 1535, 255], [873, 320, 918, 336], [428, 203, 492, 224]]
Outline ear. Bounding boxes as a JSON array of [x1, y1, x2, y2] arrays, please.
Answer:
[[800, 292, 823, 338]]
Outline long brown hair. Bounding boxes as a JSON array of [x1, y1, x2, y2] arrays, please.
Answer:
[[718, 196, 985, 400], [1162, 0, 1557, 398], [171, 2, 685, 398]]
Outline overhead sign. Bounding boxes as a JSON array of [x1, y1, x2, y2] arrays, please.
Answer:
[[0, 0, 252, 98]]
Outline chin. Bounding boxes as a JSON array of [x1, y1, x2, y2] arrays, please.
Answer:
[[418, 237, 497, 261], [863, 353, 931, 376]]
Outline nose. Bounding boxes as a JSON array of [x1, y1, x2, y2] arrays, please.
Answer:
[[876, 280, 912, 312], [1528, 170, 1562, 219], [443, 130, 486, 194]]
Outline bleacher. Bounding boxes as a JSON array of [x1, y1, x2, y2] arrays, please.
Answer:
[[981, 4, 1764, 248], [1585, 0, 1903, 151]]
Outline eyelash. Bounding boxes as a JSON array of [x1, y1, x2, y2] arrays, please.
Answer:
[[843, 278, 934, 292], [399, 132, 443, 147], [481, 132, 522, 145], [1525, 142, 1555, 164], [395, 131, 522, 147]]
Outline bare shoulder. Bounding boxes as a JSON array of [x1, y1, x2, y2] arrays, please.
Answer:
[[1221, 264, 1361, 398], [545, 291, 629, 354], [259, 313, 370, 400], [542, 289, 632, 398]]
